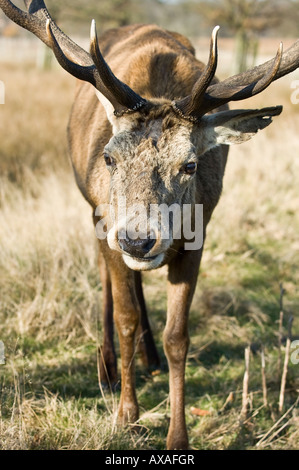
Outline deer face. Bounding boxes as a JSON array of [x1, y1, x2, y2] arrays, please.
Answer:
[[98, 101, 282, 271], [103, 106, 198, 270]]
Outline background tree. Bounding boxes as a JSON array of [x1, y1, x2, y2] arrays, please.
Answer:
[[191, 0, 283, 72], [1, 0, 151, 34]]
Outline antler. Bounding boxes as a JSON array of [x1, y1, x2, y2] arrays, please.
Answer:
[[0, 0, 147, 115], [174, 29, 299, 121], [1, 1, 299, 121], [173, 25, 220, 120]]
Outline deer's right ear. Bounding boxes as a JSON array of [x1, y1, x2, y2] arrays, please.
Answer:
[[95, 90, 141, 133], [200, 106, 282, 151]]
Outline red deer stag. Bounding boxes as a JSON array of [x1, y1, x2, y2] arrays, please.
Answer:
[[1, 0, 298, 450]]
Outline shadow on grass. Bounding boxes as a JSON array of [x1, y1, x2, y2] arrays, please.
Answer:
[[4, 332, 246, 404], [29, 355, 100, 399], [196, 341, 246, 367]]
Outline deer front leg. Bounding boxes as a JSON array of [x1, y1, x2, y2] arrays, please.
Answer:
[[97, 251, 117, 388], [110, 264, 140, 424], [164, 249, 202, 450], [134, 271, 160, 371]]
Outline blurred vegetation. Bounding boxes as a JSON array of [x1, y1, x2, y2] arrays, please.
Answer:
[[190, 0, 299, 71], [193, 0, 282, 72], [1, 0, 298, 72], [1, 0, 298, 38]]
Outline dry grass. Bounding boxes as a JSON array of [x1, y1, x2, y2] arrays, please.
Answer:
[[0, 61, 298, 450]]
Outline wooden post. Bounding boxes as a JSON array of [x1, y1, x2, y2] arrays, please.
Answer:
[[261, 347, 268, 407], [241, 346, 250, 421], [278, 316, 293, 413], [278, 283, 285, 375]]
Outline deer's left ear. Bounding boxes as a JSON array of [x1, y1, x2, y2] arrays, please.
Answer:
[[200, 106, 282, 151]]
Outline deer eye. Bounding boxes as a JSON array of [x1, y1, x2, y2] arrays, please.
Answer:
[[104, 153, 115, 167], [182, 162, 197, 175]]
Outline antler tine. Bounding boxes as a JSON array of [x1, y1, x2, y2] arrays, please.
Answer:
[[0, 0, 45, 41], [90, 20, 147, 114], [210, 40, 299, 90], [250, 42, 283, 95], [46, 20, 145, 114], [197, 42, 284, 116], [45, 20, 98, 87], [173, 26, 219, 121]]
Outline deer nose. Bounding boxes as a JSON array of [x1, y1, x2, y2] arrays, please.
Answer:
[[118, 234, 156, 258]]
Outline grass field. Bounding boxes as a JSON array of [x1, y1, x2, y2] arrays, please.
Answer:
[[0, 61, 298, 450]]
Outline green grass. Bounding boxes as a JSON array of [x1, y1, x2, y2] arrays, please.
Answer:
[[0, 65, 298, 450]]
